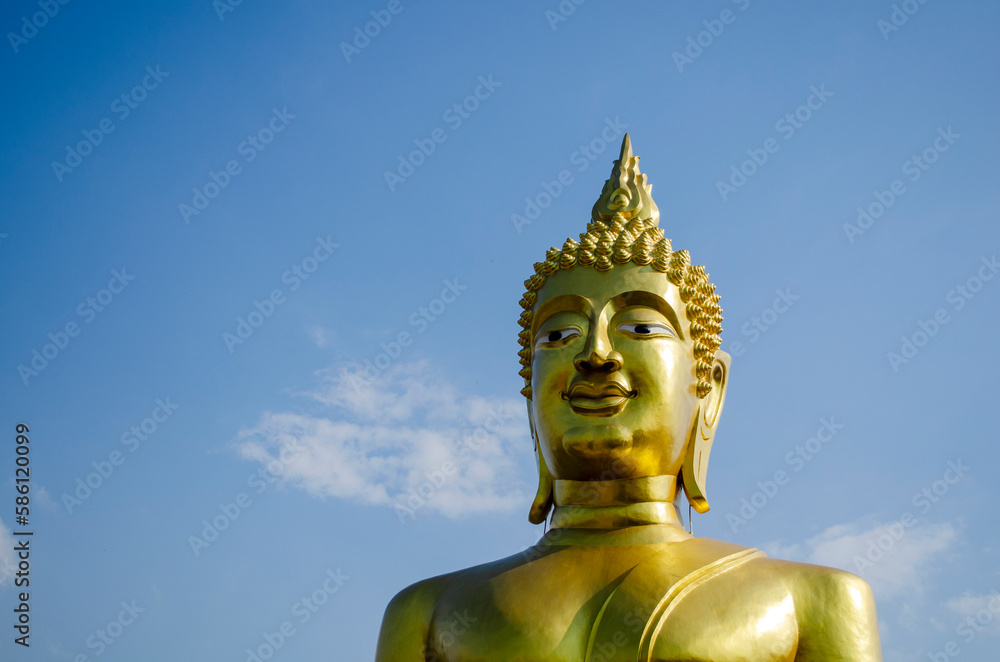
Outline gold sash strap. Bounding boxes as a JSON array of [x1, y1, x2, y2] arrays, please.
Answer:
[[638, 547, 763, 659], [584, 538, 764, 662]]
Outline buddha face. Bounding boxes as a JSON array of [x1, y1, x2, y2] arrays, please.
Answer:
[[529, 263, 722, 482]]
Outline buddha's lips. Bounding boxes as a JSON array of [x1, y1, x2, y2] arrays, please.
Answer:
[[563, 383, 635, 413]]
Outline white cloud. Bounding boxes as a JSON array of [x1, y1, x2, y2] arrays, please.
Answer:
[[307, 326, 333, 348], [0, 518, 16, 590], [944, 591, 1000, 636], [763, 518, 958, 599], [32, 483, 56, 511], [235, 361, 531, 519]]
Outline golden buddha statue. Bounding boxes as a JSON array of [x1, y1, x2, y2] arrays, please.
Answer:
[[375, 136, 882, 661]]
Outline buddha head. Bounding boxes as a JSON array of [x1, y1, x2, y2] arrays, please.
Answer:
[[517, 136, 730, 525]]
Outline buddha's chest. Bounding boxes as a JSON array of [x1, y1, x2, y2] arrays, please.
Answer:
[[427, 551, 798, 662]]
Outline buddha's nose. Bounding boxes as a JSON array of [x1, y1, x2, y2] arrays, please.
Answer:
[[574, 325, 623, 373]]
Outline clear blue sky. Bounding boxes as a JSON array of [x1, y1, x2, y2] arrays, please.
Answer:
[[2, 1, 999, 660]]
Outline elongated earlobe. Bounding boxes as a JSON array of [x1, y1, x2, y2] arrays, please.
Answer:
[[680, 350, 730, 514], [527, 406, 554, 525], [529, 434, 554, 525]]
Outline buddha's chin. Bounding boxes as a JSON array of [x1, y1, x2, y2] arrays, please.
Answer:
[[561, 424, 633, 462]]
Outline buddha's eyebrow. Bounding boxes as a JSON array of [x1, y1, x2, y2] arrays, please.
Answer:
[[531, 294, 592, 337], [609, 291, 685, 340]]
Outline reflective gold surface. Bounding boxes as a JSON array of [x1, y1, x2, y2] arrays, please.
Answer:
[[375, 136, 882, 661]]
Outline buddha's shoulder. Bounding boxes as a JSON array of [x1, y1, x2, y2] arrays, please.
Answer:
[[643, 540, 881, 659], [733, 545, 876, 606], [714, 543, 882, 655], [674, 537, 869, 597], [375, 551, 529, 660], [689, 539, 879, 640], [376, 572, 443, 660], [379, 549, 528, 625]]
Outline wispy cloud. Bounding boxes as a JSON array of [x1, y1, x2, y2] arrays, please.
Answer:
[[944, 591, 1000, 635], [235, 361, 531, 518], [0, 518, 16, 590], [307, 326, 333, 348], [763, 519, 958, 599]]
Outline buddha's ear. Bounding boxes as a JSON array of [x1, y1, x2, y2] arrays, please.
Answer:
[[527, 404, 554, 525], [680, 349, 730, 514]]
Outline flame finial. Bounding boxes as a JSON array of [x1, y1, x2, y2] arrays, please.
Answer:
[[591, 134, 660, 225]]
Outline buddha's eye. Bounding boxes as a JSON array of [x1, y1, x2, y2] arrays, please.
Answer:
[[535, 327, 581, 348], [617, 322, 675, 338]]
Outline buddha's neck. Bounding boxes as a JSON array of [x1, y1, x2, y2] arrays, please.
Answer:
[[544, 475, 692, 545]]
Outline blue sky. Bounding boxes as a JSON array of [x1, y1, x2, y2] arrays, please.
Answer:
[[1, 0, 999, 660]]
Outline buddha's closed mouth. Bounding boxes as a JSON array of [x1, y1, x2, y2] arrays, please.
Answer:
[[563, 382, 636, 415]]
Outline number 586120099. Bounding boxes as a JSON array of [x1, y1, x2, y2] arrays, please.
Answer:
[[15, 423, 30, 513]]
